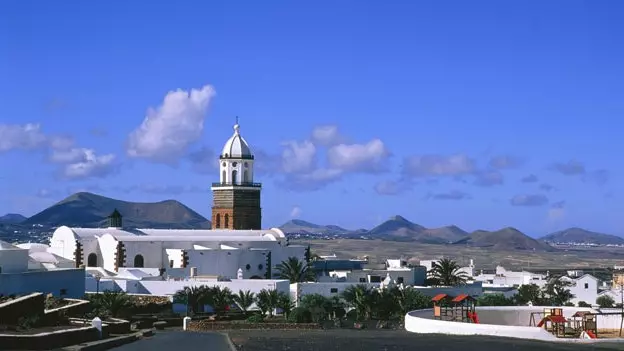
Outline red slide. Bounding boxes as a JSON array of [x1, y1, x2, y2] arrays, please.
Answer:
[[585, 330, 597, 339], [467, 312, 480, 324]]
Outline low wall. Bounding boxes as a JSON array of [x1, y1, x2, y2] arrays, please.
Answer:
[[405, 306, 624, 342], [187, 320, 322, 331], [0, 293, 45, 325], [0, 326, 99, 350]]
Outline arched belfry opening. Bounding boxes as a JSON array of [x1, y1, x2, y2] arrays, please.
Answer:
[[87, 253, 98, 267], [210, 118, 262, 230]]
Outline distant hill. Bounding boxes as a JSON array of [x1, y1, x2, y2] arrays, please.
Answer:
[[367, 216, 468, 243], [281, 215, 469, 244], [453, 227, 555, 252], [540, 227, 624, 245], [22, 192, 211, 229], [0, 213, 26, 224], [279, 219, 351, 235]]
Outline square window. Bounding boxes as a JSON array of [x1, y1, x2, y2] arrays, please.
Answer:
[[359, 277, 366, 283], [584, 283, 589, 289], [330, 288, 338, 293]]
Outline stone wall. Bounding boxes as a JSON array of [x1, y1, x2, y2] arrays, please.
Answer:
[[187, 320, 321, 331], [0, 293, 45, 325], [0, 326, 99, 350]]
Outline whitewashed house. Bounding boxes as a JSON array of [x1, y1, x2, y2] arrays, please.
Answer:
[[560, 274, 599, 306], [0, 240, 85, 298]]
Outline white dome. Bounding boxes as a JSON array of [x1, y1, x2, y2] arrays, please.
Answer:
[[221, 123, 253, 158]]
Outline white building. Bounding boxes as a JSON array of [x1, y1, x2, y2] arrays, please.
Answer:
[[560, 274, 599, 306], [47, 120, 307, 281], [473, 266, 548, 288], [0, 240, 84, 298]]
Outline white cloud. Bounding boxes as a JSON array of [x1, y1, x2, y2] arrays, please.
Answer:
[[311, 125, 344, 146], [402, 154, 476, 177], [57, 148, 116, 180], [280, 140, 317, 174], [0, 123, 48, 151], [327, 139, 389, 173], [290, 206, 302, 218], [127, 85, 216, 163]]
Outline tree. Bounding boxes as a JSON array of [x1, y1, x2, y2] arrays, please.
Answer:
[[597, 295, 615, 308], [89, 290, 131, 318], [256, 289, 279, 317], [578, 301, 591, 308], [300, 294, 332, 322], [477, 294, 515, 306], [392, 287, 431, 316], [275, 256, 315, 283], [427, 258, 468, 286], [515, 284, 544, 305], [276, 291, 294, 318], [233, 290, 255, 313], [173, 285, 213, 315], [342, 284, 375, 321], [543, 279, 575, 306], [371, 288, 399, 321], [210, 286, 233, 317]]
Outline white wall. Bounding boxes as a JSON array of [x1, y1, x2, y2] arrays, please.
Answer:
[[0, 268, 85, 298], [0, 249, 29, 273], [188, 249, 267, 279], [569, 276, 599, 306], [291, 282, 379, 305], [126, 278, 290, 297], [123, 240, 164, 268]]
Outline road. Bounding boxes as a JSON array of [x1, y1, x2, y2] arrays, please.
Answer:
[[110, 331, 233, 351]]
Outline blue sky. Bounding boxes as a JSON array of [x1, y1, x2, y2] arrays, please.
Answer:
[[1, 0, 622, 235]]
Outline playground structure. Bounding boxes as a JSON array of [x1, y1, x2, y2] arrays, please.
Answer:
[[529, 308, 602, 339], [431, 294, 479, 324]]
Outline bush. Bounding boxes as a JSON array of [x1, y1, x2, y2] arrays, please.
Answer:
[[246, 314, 265, 323], [287, 307, 312, 323], [597, 295, 615, 308], [578, 301, 591, 307]]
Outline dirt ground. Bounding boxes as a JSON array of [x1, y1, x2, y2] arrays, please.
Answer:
[[227, 329, 624, 351], [295, 239, 624, 270]]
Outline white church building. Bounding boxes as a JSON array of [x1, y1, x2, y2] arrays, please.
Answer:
[[48, 120, 307, 282]]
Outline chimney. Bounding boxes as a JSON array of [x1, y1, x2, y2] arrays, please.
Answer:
[[108, 209, 123, 228], [237, 268, 243, 280], [190, 267, 197, 278]]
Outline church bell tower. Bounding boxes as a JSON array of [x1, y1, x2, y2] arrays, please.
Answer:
[[211, 118, 262, 230]]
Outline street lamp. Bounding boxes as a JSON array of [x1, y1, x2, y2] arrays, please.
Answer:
[[95, 276, 101, 294]]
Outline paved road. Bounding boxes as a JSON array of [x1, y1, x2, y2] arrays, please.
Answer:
[[110, 331, 232, 351]]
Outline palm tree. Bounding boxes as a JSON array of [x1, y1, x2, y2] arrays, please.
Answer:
[[275, 256, 315, 283], [173, 285, 212, 315], [276, 291, 294, 318], [210, 286, 233, 317], [428, 258, 468, 286], [342, 284, 375, 321], [233, 290, 255, 314], [392, 286, 430, 316], [91, 290, 131, 318], [256, 289, 279, 317]]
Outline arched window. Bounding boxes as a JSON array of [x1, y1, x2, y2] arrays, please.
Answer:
[[232, 170, 238, 185], [215, 213, 221, 228], [221, 170, 226, 184], [87, 253, 98, 267], [134, 254, 144, 268], [225, 214, 229, 228], [243, 170, 249, 183]]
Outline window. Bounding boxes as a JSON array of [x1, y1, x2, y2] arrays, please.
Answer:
[[169, 260, 174, 268], [244, 162, 248, 168], [258, 264, 264, 270], [397, 277, 404, 284], [359, 277, 366, 283], [246, 264, 251, 270], [584, 283, 589, 289], [330, 288, 338, 293], [243, 170, 249, 183], [370, 276, 381, 283], [222, 162, 226, 167], [233, 162, 238, 167], [134, 254, 145, 268], [221, 170, 226, 184], [232, 170, 238, 184], [225, 214, 229, 228], [87, 253, 98, 267], [216, 213, 221, 228]]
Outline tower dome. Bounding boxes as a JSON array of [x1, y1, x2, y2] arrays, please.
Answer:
[[221, 119, 253, 159]]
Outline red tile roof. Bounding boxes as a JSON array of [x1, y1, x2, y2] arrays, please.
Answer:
[[431, 294, 448, 302]]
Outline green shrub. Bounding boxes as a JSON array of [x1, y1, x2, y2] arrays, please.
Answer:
[[287, 307, 312, 323], [578, 301, 591, 307], [246, 314, 265, 323]]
